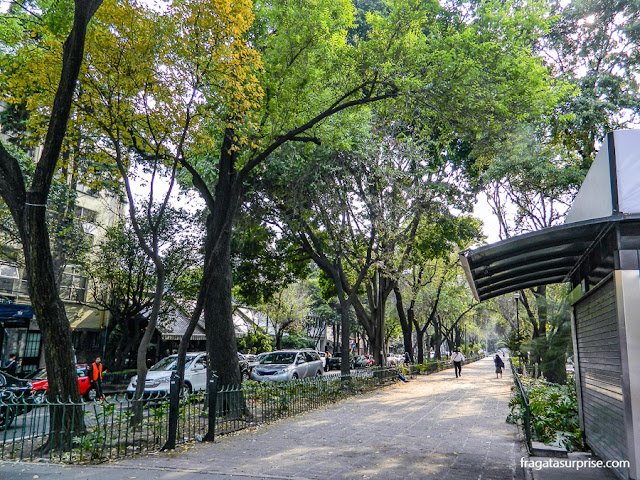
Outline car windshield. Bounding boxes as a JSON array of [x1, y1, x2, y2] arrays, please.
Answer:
[[149, 355, 196, 371], [28, 366, 85, 380], [260, 352, 296, 365]]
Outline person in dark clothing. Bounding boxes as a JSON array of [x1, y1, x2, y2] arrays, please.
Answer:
[[90, 357, 104, 400], [4, 354, 18, 376], [494, 353, 505, 379]]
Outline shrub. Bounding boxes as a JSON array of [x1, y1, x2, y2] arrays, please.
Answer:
[[509, 376, 582, 451]]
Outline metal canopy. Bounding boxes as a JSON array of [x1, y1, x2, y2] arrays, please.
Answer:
[[460, 216, 621, 302]]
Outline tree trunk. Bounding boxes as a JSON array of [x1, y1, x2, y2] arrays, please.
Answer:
[[275, 328, 283, 350], [0, 0, 103, 451], [22, 195, 84, 450], [204, 227, 241, 386], [394, 286, 414, 362], [434, 319, 442, 360], [416, 328, 425, 364]]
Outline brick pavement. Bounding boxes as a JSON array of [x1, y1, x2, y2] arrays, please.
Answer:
[[0, 357, 526, 480]]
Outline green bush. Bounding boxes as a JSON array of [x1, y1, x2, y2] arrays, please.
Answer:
[[508, 376, 582, 451]]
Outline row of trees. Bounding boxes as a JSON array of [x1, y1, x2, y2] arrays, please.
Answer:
[[1, 0, 638, 442]]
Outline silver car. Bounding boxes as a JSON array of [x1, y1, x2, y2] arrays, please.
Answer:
[[250, 350, 324, 382], [127, 352, 208, 395]]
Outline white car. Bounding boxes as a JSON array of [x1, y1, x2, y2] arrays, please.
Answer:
[[127, 352, 208, 396], [317, 351, 328, 369]]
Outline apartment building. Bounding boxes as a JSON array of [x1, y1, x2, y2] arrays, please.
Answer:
[[0, 180, 125, 374]]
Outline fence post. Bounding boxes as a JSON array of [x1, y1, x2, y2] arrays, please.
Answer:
[[203, 372, 218, 442], [162, 372, 180, 451], [510, 360, 532, 454]]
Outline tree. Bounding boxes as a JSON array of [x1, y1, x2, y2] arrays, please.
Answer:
[[177, 0, 558, 382], [88, 207, 202, 370], [10, 0, 559, 395], [237, 326, 272, 355], [74, 0, 262, 391], [261, 282, 312, 350], [542, 0, 640, 167], [0, 0, 103, 445], [476, 0, 640, 382]]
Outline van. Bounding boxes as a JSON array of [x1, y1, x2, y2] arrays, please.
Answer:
[[127, 352, 208, 396]]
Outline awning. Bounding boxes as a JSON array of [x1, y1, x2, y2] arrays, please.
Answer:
[[460, 216, 626, 302], [0, 303, 33, 327]]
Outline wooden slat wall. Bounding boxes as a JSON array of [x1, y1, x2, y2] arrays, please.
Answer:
[[575, 278, 627, 475]]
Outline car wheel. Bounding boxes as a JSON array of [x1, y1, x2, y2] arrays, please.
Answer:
[[316, 370, 323, 377], [291, 373, 299, 380], [0, 406, 16, 428], [85, 387, 97, 402], [242, 370, 250, 381], [181, 383, 192, 397], [33, 390, 47, 405]]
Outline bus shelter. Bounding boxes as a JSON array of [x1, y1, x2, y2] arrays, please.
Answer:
[[461, 129, 640, 480]]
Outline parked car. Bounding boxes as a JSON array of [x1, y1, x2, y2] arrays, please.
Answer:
[[243, 353, 257, 363], [247, 352, 270, 370], [250, 350, 323, 382], [30, 364, 95, 403], [318, 352, 328, 371], [353, 355, 369, 368], [237, 353, 251, 380], [327, 353, 354, 371], [127, 352, 251, 396], [127, 353, 208, 396], [0, 371, 33, 427]]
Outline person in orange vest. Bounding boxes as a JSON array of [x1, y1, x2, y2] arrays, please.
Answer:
[[90, 357, 104, 400]]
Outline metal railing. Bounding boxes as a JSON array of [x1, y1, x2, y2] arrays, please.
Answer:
[[510, 359, 532, 454], [0, 367, 399, 464]]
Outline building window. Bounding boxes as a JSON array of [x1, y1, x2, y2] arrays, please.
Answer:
[[0, 264, 19, 296], [60, 266, 87, 303], [0, 277, 14, 295], [0, 264, 19, 279], [74, 206, 97, 223], [24, 332, 41, 358], [17, 276, 29, 295]]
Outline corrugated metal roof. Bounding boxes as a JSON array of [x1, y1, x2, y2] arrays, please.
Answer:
[[460, 216, 623, 301], [157, 309, 206, 341]]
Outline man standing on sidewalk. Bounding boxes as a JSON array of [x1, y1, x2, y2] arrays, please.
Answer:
[[451, 348, 465, 378], [91, 357, 104, 400]]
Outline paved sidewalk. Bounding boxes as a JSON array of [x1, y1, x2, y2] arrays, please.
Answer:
[[0, 358, 525, 480]]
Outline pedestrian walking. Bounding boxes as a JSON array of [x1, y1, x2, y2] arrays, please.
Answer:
[[404, 352, 411, 364], [494, 353, 505, 379], [90, 356, 104, 400], [451, 348, 465, 378], [3, 353, 18, 376]]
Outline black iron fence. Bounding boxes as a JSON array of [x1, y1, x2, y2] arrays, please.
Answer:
[[509, 359, 533, 454], [0, 368, 398, 464], [0, 357, 484, 464]]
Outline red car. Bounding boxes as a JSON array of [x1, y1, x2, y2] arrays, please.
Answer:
[[30, 364, 96, 402]]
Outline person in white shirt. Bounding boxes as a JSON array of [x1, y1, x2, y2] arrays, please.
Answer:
[[451, 349, 465, 378]]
